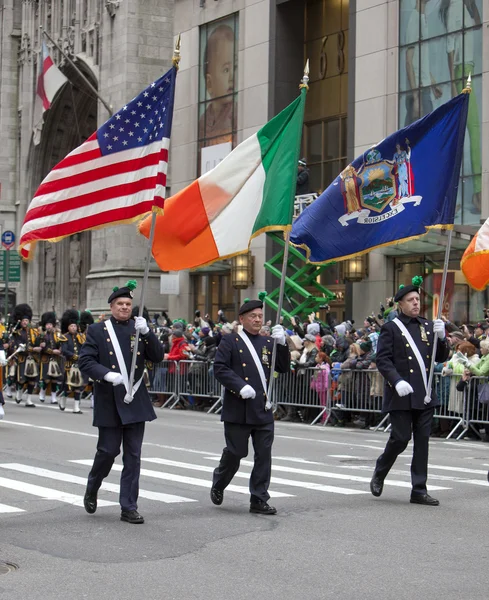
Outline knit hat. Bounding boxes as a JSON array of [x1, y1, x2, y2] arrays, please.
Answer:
[[201, 327, 210, 335], [172, 329, 184, 338], [335, 323, 346, 337], [304, 333, 316, 343], [307, 323, 320, 336]]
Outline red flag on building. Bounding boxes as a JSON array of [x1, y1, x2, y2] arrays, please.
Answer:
[[33, 42, 67, 145], [20, 66, 177, 260]]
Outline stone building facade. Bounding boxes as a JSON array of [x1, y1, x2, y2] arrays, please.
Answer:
[[0, 0, 174, 319]]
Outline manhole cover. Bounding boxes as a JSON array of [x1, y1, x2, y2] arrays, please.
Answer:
[[0, 562, 19, 575], [340, 459, 375, 464]]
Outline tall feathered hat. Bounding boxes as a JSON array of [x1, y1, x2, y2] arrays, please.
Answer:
[[61, 309, 79, 334], [12, 303, 33, 324], [79, 310, 94, 333], [41, 311, 57, 329]]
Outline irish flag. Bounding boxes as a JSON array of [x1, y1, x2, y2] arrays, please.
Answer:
[[139, 88, 306, 271], [461, 217, 489, 291]]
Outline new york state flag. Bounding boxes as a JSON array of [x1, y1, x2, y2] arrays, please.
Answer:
[[290, 92, 470, 264]]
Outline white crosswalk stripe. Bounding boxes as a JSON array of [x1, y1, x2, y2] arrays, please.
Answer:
[[143, 457, 368, 495], [70, 460, 294, 498], [0, 464, 196, 504], [0, 475, 118, 508], [0, 502, 25, 514]]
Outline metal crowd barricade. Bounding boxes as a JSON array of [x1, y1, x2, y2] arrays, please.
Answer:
[[148, 360, 179, 408], [177, 360, 222, 410], [275, 367, 330, 425], [458, 375, 489, 441]]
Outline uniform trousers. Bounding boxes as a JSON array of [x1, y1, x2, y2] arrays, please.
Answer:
[[87, 422, 145, 511], [374, 407, 434, 495], [213, 421, 274, 503]]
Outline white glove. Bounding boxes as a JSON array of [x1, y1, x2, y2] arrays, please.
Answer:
[[433, 319, 445, 340], [395, 380, 414, 397], [240, 384, 256, 399], [104, 372, 124, 386], [134, 316, 150, 335], [271, 324, 286, 345]]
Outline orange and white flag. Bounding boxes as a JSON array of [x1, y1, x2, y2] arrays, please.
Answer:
[[461, 217, 489, 291]]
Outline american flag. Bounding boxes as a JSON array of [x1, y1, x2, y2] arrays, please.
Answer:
[[19, 65, 177, 260]]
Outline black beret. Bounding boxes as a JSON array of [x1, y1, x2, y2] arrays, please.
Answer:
[[394, 284, 420, 303], [108, 286, 135, 304], [239, 299, 263, 315]]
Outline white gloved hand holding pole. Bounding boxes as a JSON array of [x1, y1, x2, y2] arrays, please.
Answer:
[[395, 380, 414, 397], [134, 316, 150, 335], [433, 319, 446, 340], [104, 372, 124, 386], [271, 324, 286, 346], [240, 384, 256, 399]]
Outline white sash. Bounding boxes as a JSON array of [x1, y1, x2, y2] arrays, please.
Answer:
[[392, 318, 428, 394], [238, 331, 268, 394], [105, 320, 143, 398]]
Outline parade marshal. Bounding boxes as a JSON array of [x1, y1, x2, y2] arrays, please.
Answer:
[[370, 279, 449, 506], [78, 280, 164, 524], [210, 298, 290, 515]]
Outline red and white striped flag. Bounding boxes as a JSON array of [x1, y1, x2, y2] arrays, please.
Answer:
[[33, 42, 67, 145], [20, 66, 177, 260]]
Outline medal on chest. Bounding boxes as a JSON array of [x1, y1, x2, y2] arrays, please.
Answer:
[[261, 346, 269, 365], [130, 334, 136, 352], [419, 325, 429, 343]]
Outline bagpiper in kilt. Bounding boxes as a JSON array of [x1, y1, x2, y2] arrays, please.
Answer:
[[7, 304, 38, 407], [34, 312, 65, 404], [60, 309, 86, 414]]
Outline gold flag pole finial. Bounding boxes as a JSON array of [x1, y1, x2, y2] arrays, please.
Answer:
[[299, 59, 309, 90], [462, 72, 472, 94], [173, 33, 181, 69]]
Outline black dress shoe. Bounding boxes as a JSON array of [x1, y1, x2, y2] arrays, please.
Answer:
[[410, 493, 439, 506], [210, 487, 223, 505], [250, 501, 277, 515], [83, 489, 97, 514], [120, 510, 144, 524], [370, 475, 384, 497]]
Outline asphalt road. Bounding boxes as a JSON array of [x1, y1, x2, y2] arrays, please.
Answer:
[[1, 399, 488, 600]]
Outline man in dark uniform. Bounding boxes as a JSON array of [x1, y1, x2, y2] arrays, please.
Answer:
[[78, 281, 164, 524], [210, 298, 290, 515], [370, 281, 449, 506]]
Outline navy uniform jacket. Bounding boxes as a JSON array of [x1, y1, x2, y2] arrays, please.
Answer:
[[213, 330, 290, 425], [376, 312, 450, 412], [79, 317, 164, 427]]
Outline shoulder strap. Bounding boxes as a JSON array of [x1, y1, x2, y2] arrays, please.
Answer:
[[238, 330, 268, 394], [392, 318, 428, 393], [105, 320, 143, 397]]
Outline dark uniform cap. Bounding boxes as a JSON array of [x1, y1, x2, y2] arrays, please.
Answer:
[[108, 279, 137, 304], [394, 284, 420, 303], [238, 299, 263, 316]]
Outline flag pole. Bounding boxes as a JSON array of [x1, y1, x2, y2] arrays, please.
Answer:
[[265, 60, 309, 412], [124, 35, 181, 404], [40, 27, 113, 117], [424, 74, 471, 405]]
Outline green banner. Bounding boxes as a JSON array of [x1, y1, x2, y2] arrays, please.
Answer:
[[0, 250, 21, 283]]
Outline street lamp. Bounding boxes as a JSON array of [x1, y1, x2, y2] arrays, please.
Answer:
[[341, 254, 369, 282], [231, 251, 254, 289]]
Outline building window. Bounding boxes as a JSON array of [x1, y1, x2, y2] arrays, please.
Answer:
[[198, 14, 239, 175], [304, 117, 347, 193], [192, 272, 235, 319], [399, 0, 482, 225]]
